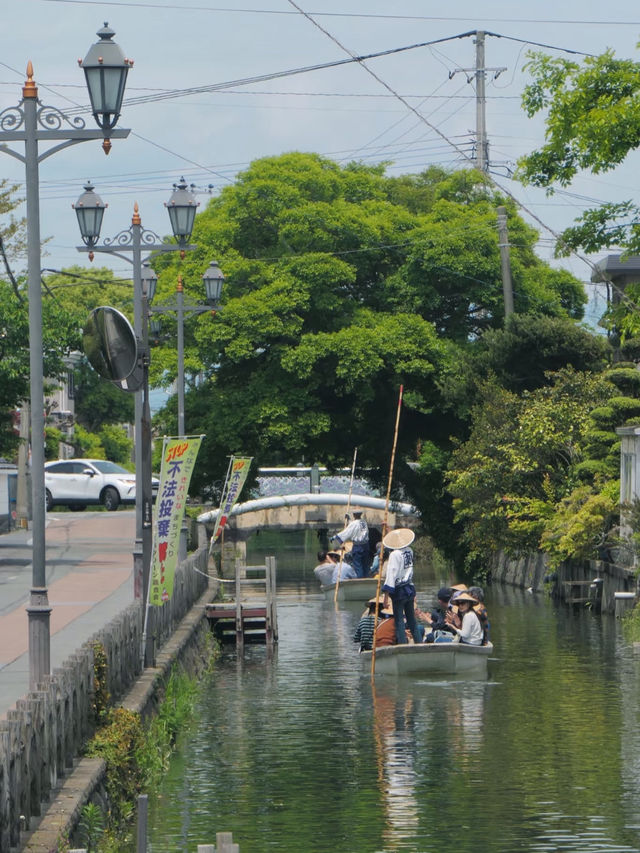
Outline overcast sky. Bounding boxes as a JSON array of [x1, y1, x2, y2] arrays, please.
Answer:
[[4, 0, 640, 326]]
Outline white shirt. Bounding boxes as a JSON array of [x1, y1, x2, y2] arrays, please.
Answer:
[[458, 609, 483, 645], [383, 547, 414, 590], [335, 518, 368, 544]]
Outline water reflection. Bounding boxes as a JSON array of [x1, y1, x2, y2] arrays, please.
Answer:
[[144, 534, 640, 853]]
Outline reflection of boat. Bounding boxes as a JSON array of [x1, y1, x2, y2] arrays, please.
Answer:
[[321, 578, 380, 601], [361, 641, 494, 675]]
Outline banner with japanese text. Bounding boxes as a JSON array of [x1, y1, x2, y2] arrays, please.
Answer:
[[150, 435, 202, 606], [211, 456, 252, 544]]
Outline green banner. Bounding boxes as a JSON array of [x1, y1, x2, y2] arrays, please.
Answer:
[[150, 435, 202, 606]]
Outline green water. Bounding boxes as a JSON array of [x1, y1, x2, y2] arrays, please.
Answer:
[[145, 531, 640, 852]]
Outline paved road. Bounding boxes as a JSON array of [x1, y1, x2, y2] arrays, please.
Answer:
[[0, 510, 137, 718]]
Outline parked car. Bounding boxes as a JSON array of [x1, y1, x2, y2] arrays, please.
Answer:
[[44, 459, 158, 512]]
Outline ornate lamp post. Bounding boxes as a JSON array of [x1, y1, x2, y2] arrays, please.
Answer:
[[74, 179, 198, 659], [150, 261, 223, 561], [150, 261, 224, 436], [0, 24, 131, 690]]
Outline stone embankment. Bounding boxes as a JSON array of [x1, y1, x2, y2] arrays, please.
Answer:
[[1, 547, 213, 853], [490, 551, 637, 613]]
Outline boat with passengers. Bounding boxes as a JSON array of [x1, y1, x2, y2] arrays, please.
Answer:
[[360, 638, 494, 675]]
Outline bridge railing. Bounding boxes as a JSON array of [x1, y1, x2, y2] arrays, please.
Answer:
[[257, 465, 377, 497]]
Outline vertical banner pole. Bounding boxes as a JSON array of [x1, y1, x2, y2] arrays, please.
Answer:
[[334, 447, 358, 603], [371, 384, 404, 680]]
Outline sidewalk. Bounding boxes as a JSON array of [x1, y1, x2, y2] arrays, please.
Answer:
[[0, 511, 137, 718]]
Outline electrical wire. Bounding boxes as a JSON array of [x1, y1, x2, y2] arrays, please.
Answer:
[[26, 1, 640, 27], [62, 32, 479, 116]]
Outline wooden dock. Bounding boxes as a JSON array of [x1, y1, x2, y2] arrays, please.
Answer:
[[206, 555, 278, 648], [563, 579, 600, 605]]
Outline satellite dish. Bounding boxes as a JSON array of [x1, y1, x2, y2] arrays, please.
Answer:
[[83, 306, 138, 382]]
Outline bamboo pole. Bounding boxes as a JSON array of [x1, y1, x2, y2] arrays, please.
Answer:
[[334, 447, 358, 603], [371, 384, 404, 679]]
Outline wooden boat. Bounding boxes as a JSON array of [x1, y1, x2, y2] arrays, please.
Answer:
[[321, 577, 380, 602], [360, 641, 494, 675]]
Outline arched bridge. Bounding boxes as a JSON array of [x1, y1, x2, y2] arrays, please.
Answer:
[[197, 492, 421, 544]]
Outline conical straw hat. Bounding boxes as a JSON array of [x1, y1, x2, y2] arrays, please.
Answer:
[[382, 528, 415, 549]]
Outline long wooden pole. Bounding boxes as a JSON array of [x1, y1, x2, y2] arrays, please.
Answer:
[[371, 384, 404, 680], [334, 446, 358, 603]]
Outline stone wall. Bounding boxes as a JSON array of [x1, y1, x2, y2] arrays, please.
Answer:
[[0, 547, 209, 853], [489, 550, 637, 613]]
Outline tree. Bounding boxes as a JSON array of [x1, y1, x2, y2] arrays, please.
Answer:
[[41, 267, 135, 432], [446, 368, 616, 571], [517, 48, 640, 255], [73, 361, 134, 433], [148, 153, 590, 525], [463, 314, 609, 395], [0, 278, 81, 457]]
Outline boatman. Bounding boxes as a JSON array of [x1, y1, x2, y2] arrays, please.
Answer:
[[331, 510, 369, 578], [382, 527, 422, 645]]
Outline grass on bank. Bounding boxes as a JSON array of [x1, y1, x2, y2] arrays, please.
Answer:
[[59, 638, 218, 852], [623, 600, 640, 643]]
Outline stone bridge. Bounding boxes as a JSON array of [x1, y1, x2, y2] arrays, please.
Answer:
[[197, 493, 421, 569]]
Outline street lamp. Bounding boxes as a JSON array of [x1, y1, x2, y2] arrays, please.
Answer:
[[74, 182, 107, 252], [0, 25, 131, 690], [150, 261, 225, 437], [74, 181, 198, 662], [202, 260, 225, 307], [79, 22, 134, 154], [165, 178, 199, 249], [150, 263, 224, 562]]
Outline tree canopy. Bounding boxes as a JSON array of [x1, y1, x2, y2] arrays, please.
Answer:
[[149, 153, 590, 514], [517, 47, 640, 256]]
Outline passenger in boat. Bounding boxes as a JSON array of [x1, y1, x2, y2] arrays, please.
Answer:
[[382, 528, 422, 645], [353, 598, 393, 651], [418, 587, 457, 643], [313, 550, 339, 586], [369, 542, 389, 578], [374, 609, 398, 646], [331, 511, 369, 578], [331, 554, 357, 584], [469, 586, 490, 644], [445, 591, 484, 645]]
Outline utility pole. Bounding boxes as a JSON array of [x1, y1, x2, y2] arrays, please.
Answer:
[[475, 31, 488, 173], [450, 31, 505, 173], [497, 205, 514, 318]]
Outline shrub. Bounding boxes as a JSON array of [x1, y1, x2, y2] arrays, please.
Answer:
[[85, 708, 145, 822], [98, 424, 132, 466]]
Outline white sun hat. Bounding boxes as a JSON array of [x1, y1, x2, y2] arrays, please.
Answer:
[[382, 528, 415, 549]]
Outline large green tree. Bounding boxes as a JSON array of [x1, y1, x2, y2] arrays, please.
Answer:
[[149, 153, 591, 520]]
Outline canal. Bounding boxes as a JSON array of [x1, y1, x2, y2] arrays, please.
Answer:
[[144, 532, 640, 852]]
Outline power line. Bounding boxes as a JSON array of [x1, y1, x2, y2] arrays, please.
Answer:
[[62, 32, 479, 116], [279, 3, 631, 308], [28, 1, 640, 26]]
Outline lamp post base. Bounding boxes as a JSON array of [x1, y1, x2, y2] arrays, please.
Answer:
[[27, 587, 51, 691]]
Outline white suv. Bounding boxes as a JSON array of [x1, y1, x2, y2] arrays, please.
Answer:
[[44, 458, 153, 512]]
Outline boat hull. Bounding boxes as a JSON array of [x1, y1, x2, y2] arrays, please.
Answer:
[[321, 578, 380, 602], [360, 641, 493, 675]]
